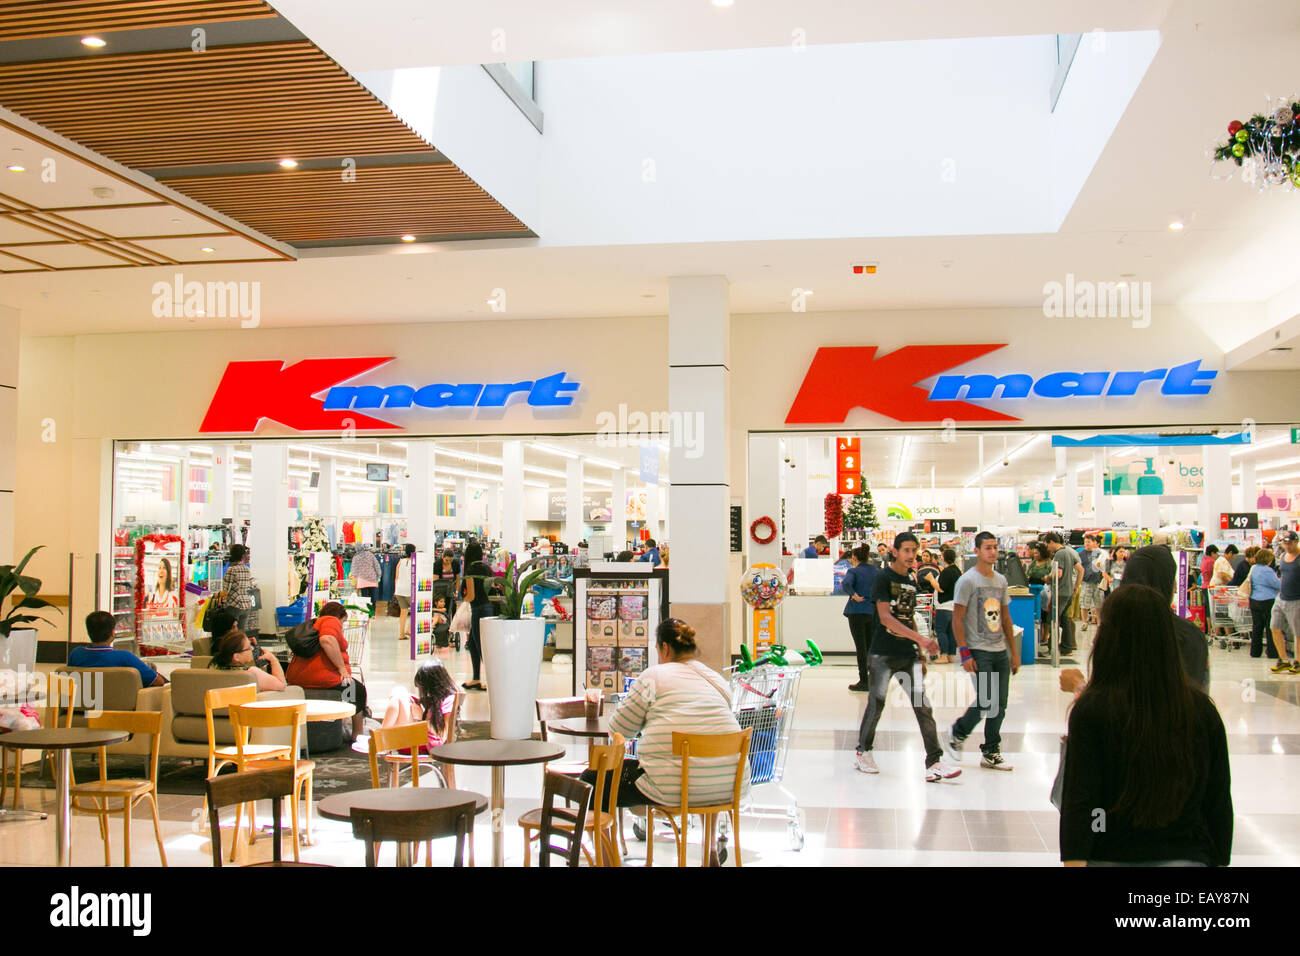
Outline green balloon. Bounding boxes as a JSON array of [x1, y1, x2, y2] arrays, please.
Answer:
[[1235, 129, 1250, 143]]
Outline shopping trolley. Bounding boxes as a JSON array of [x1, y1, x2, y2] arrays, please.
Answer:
[[343, 611, 371, 682], [1209, 585, 1250, 651], [712, 661, 810, 861]]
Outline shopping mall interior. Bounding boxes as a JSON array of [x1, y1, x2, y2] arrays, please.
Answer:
[[0, 0, 1298, 891]]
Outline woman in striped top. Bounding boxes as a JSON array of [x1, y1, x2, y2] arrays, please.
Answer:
[[588, 619, 743, 807]]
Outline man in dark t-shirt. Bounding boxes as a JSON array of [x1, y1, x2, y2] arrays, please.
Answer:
[[854, 533, 961, 783]]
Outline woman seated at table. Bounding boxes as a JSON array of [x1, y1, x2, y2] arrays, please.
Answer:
[[377, 661, 458, 753], [209, 629, 287, 692], [286, 601, 368, 738], [582, 618, 743, 808]]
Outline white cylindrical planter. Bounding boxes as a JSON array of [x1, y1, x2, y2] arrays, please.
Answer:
[[0, 626, 38, 673], [480, 617, 546, 739]]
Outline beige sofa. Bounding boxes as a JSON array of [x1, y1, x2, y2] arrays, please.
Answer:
[[53, 664, 303, 758]]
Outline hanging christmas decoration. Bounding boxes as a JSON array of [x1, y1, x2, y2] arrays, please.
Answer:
[[1211, 94, 1300, 192], [824, 493, 843, 539]]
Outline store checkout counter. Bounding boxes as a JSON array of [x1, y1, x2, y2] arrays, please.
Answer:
[[780, 558, 855, 656]]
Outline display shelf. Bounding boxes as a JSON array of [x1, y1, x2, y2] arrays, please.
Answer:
[[571, 567, 668, 696]]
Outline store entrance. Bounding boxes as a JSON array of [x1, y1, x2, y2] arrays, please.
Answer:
[[746, 425, 1296, 668]]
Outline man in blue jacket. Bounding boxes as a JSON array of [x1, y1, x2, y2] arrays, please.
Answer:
[[802, 535, 830, 559], [842, 545, 879, 691]]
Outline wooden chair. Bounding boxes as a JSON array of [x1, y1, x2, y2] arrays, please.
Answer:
[[202, 684, 292, 844], [367, 721, 474, 867], [519, 732, 625, 867], [205, 767, 330, 868], [376, 692, 463, 789], [537, 771, 593, 868], [646, 728, 752, 868], [534, 695, 627, 854], [6, 672, 76, 808], [228, 701, 313, 863], [69, 711, 167, 866], [349, 800, 476, 867]]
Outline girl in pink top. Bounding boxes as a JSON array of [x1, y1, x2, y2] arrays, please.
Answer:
[[379, 661, 458, 753]]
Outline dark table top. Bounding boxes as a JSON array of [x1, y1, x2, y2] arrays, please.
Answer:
[[0, 728, 129, 750], [549, 717, 613, 738], [318, 787, 488, 822], [428, 739, 566, 767]]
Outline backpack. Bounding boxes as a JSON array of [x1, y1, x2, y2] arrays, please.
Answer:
[[286, 620, 321, 657], [1081, 549, 1102, 584]]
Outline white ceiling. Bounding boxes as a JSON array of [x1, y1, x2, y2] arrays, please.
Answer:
[[4, 0, 1299, 357], [267, 0, 1173, 70]]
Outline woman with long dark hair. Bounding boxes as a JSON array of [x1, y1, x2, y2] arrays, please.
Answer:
[[209, 629, 286, 692], [459, 542, 496, 691], [378, 661, 458, 751], [1059, 585, 1232, 866]]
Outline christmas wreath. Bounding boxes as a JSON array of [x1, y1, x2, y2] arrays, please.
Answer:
[[824, 493, 843, 540], [750, 516, 778, 545]]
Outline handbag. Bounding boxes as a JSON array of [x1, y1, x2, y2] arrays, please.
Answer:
[[449, 600, 473, 636], [1050, 735, 1068, 811], [286, 621, 321, 658], [247, 585, 263, 612]]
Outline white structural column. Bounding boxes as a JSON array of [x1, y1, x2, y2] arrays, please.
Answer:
[[502, 440, 524, 556], [787, 437, 809, 550], [611, 469, 627, 552], [1239, 459, 1256, 513], [249, 444, 289, 633], [565, 458, 583, 546], [1199, 446, 1233, 533], [316, 456, 339, 523], [0, 305, 16, 563], [667, 275, 730, 670], [1093, 451, 1112, 526], [454, 476, 468, 531], [1061, 448, 1079, 527], [485, 486, 498, 541], [748, 435, 783, 567], [404, 444, 436, 552], [210, 443, 235, 523]]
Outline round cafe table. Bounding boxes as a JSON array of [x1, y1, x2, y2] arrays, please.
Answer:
[[319, 787, 488, 866], [0, 728, 128, 866], [238, 698, 355, 758], [548, 716, 613, 739], [427, 740, 565, 867]]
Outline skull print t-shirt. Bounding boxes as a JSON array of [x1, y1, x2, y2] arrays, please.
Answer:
[[953, 567, 1010, 652]]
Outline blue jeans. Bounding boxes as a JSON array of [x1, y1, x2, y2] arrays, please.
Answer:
[[934, 609, 955, 656], [952, 648, 1011, 752]]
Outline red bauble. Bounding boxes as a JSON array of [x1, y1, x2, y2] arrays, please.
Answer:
[[1228, 120, 1243, 135]]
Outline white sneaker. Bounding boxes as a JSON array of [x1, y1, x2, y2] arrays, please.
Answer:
[[854, 751, 879, 774], [925, 761, 962, 782], [945, 727, 966, 762]]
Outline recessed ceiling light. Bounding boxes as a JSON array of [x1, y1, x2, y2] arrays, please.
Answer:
[[200, 246, 215, 253], [278, 158, 298, 168], [400, 234, 417, 242], [1270, 347, 1292, 354], [6, 164, 23, 172], [169, 217, 182, 223], [1168, 221, 1185, 231], [640, 293, 656, 298], [80, 36, 107, 48]]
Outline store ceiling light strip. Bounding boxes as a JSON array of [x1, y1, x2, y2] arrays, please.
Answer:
[[1231, 436, 1291, 458], [894, 436, 912, 488], [962, 434, 1045, 488]]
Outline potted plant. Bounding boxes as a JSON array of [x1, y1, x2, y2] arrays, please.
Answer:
[[478, 556, 548, 739], [0, 546, 61, 673]]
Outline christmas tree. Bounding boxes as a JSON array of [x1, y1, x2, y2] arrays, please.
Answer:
[[843, 475, 879, 531]]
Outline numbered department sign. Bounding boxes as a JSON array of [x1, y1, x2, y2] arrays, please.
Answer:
[[1220, 512, 1259, 530], [837, 437, 860, 453], [925, 519, 956, 533], [838, 472, 861, 494]]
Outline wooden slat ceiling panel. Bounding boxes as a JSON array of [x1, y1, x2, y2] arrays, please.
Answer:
[[0, 0, 276, 41], [0, 42, 431, 166], [162, 165, 529, 241]]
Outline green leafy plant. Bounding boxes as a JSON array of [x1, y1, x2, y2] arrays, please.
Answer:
[[487, 555, 548, 621], [1, 546, 62, 638]]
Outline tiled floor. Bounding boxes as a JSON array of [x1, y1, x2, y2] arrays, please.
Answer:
[[3, 616, 1298, 867]]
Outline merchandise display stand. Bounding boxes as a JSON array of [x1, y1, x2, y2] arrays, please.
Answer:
[[409, 551, 435, 658], [110, 546, 135, 645], [134, 535, 187, 657], [571, 567, 668, 696], [306, 552, 333, 618]]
